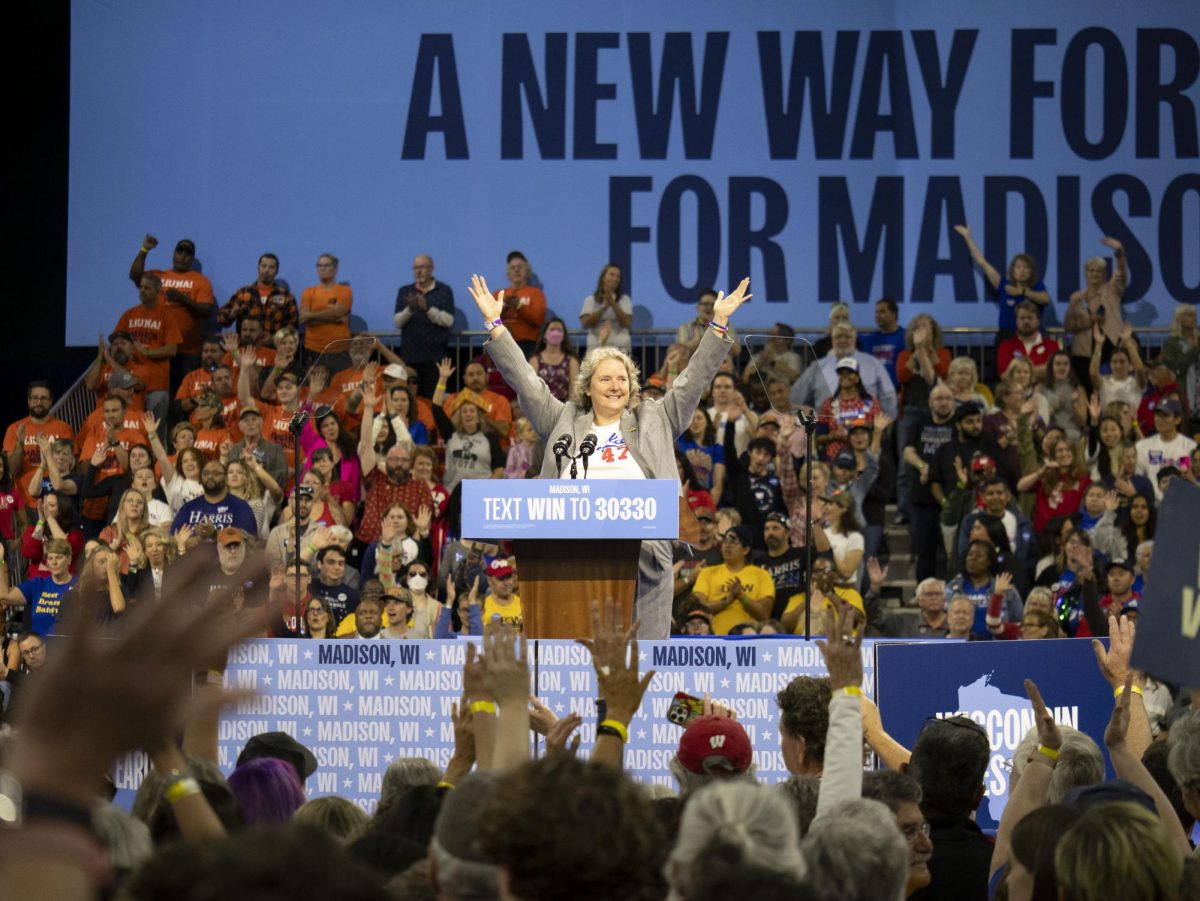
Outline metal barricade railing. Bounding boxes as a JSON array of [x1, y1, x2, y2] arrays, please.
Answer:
[[48, 368, 97, 434]]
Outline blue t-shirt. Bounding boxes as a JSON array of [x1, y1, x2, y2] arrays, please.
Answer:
[[862, 329, 906, 388], [676, 437, 724, 491], [171, 493, 258, 535], [996, 278, 1047, 332], [17, 574, 78, 636]]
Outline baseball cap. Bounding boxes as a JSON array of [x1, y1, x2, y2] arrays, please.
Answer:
[[296, 485, 315, 499], [238, 406, 263, 419], [109, 371, 138, 391], [955, 401, 984, 422], [175, 239, 196, 254], [971, 454, 996, 472], [1061, 779, 1156, 815], [1120, 598, 1140, 615], [835, 357, 858, 372], [687, 493, 716, 517], [486, 558, 514, 579], [832, 450, 857, 470], [276, 370, 299, 386], [1107, 557, 1134, 572], [108, 329, 134, 344], [237, 731, 318, 781], [1154, 399, 1182, 416], [723, 524, 755, 548], [216, 527, 245, 546], [383, 363, 408, 381], [765, 512, 791, 530], [846, 419, 871, 433], [643, 375, 666, 394], [683, 608, 712, 625], [677, 716, 753, 775]]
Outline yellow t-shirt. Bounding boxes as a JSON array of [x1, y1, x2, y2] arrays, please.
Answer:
[[692, 563, 775, 635], [782, 586, 865, 635], [483, 593, 523, 631]]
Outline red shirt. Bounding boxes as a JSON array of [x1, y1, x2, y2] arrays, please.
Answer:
[[997, 335, 1060, 378], [357, 469, 434, 544]]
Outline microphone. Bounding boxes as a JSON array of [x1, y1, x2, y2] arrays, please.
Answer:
[[578, 433, 598, 478], [287, 409, 311, 434], [552, 434, 573, 474]]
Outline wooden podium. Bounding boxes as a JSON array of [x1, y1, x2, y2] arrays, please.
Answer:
[[461, 479, 680, 638]]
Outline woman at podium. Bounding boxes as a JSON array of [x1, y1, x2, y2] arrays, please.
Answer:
[[468, 274, 751, 638]]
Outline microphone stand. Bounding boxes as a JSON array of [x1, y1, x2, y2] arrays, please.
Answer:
[[288, 410, 307, 637], [796, 408, 819, 640]]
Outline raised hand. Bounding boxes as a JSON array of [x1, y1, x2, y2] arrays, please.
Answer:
[[1100, 236, 1124, 254], [469, 274, 505, 323], [814, 602, 864, 691], [142, 411, 160, 437], [142, 234, 159, 251], [544, 712, 582, 759], [361, 382, 379, 410], [1092, 614, 1144, 689], [463, 641, 490, 703], [124, 535, 145, 568], [528, 695, 558, 735], [867, 556, 888, 591], [415, 504, 432, 532], [222, 332, 238, 355], [873, 412, 892, 434], [952, 224, 971, 240], [481, 621, 530, 706], [711, 278, 751, 324], [90, 444, 109, 467], [953, 455, 969, 486], [239, 347, 257, 369], [1024, 678, 1063, 754], [993, 571, 1013, 596], [576, 598, 654, 724], [307, 367, 328, 396], [174, 523, 194, 552], [436, 357, 455, 383]]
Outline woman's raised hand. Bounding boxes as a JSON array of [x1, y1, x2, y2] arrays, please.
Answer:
[[469, 275, 505, 324], [711, 278, 751, 325]]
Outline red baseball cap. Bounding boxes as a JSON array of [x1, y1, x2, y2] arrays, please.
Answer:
[[677, 716, 753, 775], [971, 455, 996, 473], [486, 558, 514, 580]]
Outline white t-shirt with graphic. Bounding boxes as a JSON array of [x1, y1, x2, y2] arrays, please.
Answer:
[[561, 423, 645, 480]]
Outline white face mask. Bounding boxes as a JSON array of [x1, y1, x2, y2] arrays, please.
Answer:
[[408, 575, 428, 592]]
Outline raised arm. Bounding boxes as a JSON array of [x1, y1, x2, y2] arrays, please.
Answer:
[[953, 224, 1001, 289], [1100, 237, 1128, 297], [357, 382, 380, 475], [129, 233, 156, 284], [578, 598, 654, 770], [814, 604, 865, 815]]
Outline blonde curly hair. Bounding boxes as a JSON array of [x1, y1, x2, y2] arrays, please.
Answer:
[[574, 346, 641, 413]]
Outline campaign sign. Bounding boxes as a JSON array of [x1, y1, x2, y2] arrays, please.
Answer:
[[185, 637, 877, 811], [462, 478, 679, 540], [875, 638, 1114, 834], [1131, 479, 1200, 687]]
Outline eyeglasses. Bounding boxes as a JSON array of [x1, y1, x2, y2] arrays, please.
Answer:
[[901, 822, 931, 842]]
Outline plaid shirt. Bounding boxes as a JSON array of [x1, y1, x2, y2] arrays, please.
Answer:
[[217, 283, 299, 335]]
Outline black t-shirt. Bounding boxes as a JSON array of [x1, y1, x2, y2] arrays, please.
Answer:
[[309, 579, 361, 621], [905, 415, 954, 506], [752, 546, 807, 618], [673, 543, 723, 598]]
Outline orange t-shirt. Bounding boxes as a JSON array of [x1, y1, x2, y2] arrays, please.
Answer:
[[497, 286, 547, 344], [330, 367, 383, 398], [193, 427, 232, 461], [152, 268, 215, 354], [94, 362, 154, 408], [3, 417, 75, 508], [77, 410, 148, 456], [188, 396, 241, 444], [175, 368, 214, 403], [222, 347, 277, 381], [253, 401, 300, 471], [116, 301, 183, 392], [300, 284, 353, 352]]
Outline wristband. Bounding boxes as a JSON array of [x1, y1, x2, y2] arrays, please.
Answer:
[[595, 698, 607, 725], [1036, 744, 1060, 761], [435, 780, 454, 790], [469, 700, 497, 715], [598, 719, 629, 743], [1113, 684, 1143, 699], [165, 777, 201, 805], [487, 318, 504, 330], [140, 245, 150, 253], [707, 320, 729, 334], [839, 686, 863, 697], [435, 383, 447, 391]]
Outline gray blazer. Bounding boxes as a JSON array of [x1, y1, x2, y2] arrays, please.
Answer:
[[229, 437, 288, 491], [486, 328, 734, 480]]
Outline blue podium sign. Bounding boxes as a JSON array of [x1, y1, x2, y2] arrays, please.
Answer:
[[462, 479, 679, 540], [875, 638, 1114, 834]]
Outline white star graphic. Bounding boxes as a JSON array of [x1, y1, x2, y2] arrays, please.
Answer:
[[303, 649, 313, 660], [636, 729, 647, 739], [262, 675, 272, 686], [720, 678, 731, 688], [343, 778, 352, 788], [762, 729, 773, 742], [425, 728, 434, 737], [638, 651, 647, 661], [761, 652, 772, 662], [426, 650, 436, 660], [384, 675, 394, 686], [302, 727, 312, 737], [383, 753, 394, 763], [343, 701, 353, 711], [554, 703, 564, 713]]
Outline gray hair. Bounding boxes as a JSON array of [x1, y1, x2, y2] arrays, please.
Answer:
[[292, 796, 369, 843], [92, 801, 153, 871], [915, 577, 946, 597], [947, 593, 975, 612], [574, 345, 641, 413], [861, 770, 923, 813], [803, 798, 908, 901], [1168, 709, 1200, 789], [667, 781, 806, 899], [377, 756, 441, 815], [668, 754, 757, 796], [429, 836, 500, 900], [776, 774, 820, 836], [1011, 725, 1104, 802]]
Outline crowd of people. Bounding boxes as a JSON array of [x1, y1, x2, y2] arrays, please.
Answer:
[[2, 232, 1197, 654], [1, 586, 1197, 899]]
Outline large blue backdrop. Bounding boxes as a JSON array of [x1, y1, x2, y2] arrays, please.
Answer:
[[67, 1, 1198, 344]]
